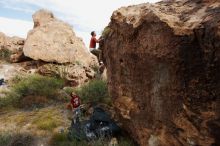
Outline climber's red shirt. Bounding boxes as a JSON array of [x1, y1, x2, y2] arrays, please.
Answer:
[[70, 95, 81, 108], [89, 37, 98, 49]]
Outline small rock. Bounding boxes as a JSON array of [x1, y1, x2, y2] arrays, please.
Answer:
[[109, 137, 118, 146]]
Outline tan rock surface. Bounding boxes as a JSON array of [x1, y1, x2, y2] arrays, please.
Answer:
[[0, 32, 28, 63], [37, 63, 95, 86], [0, 32, 24, 53], [23, 9, 97, 67]]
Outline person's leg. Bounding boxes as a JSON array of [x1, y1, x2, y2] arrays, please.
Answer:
[[91, 49, 99, 57], [72, 107, 81, 124], [91, 49, 101, 62]]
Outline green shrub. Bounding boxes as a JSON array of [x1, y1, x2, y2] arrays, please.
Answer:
[[118, 138, 135, 146], [50, 132, 88, 146], [0, 133, 11, 146], [63, 87, 75, 95], [74, 79, 111, 104], [0, 74, 64, 108], [0, 133, 34, 146], [49, 133, 135, 146], [0, 96, 14, 109], [12, 74, 64, 98], [0, 46, 12, 62]]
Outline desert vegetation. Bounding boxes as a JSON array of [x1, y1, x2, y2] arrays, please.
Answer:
[[0, 46, 12, 62], [74, 79, 111, 105], [0, 74, 65, 109], [49, 132, 134, 146]]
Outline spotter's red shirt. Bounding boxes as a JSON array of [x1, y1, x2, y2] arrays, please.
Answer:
[[70, 95, 81, 108]]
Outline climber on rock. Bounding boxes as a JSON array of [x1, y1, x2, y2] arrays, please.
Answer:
[[89, 31, 100, 51], [89, 31, 103, 63]]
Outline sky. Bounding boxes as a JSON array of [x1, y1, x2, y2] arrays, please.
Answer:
[[0, 0, 159, 48]]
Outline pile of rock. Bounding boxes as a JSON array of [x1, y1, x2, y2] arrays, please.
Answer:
[[0, 9, 98, 86], [0, 32, 27, 63], [0, 32, 24, 53]]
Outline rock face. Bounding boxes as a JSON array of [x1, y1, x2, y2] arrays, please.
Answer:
[[37, 63, 95, 86], [0, 32, 24, 53], [23, 9, 97, 66], [101, 0, 220, 146], [0, 32, 28, 63]]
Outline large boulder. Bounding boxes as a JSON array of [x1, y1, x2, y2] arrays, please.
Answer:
[[23, 9, 97, 66], [101, 0, 220, 146]]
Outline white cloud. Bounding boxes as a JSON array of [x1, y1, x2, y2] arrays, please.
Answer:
[[0, 0, 160, 45], [0, 16, 93, 48], [0, 17, 33, 38], [12, 0, 160, 31]]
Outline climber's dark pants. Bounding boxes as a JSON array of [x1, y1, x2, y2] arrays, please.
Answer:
[[90, 49, 102, 62]]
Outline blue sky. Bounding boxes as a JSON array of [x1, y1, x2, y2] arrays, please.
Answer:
[[0, 0, 159, 47]]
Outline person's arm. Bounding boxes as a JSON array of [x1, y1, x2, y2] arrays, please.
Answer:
[[70, 103, 74, 111], [94, 37, 100, 43], [98, 36, 104, 42]]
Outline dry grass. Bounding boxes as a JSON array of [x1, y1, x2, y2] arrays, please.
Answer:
[[32, 110, 63, 131], [0, 133, 34, 146], [0, 105, 69, 136], [49, 132, 135, 146]]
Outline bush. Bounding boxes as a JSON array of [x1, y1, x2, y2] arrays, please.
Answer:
[[74, 79, 111, 104], [49, 133, 135, 146], [0, 46, 12, 62], [0, 133, 34, 146], [63, 87, 75, 95], [117, 138, 135, 146], [0, 74, 65, 109], [49, 132, 88, 146], [0, 133, 11, 146]]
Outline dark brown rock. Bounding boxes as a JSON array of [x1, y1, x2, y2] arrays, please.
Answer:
[[101, 0, 220, 145]]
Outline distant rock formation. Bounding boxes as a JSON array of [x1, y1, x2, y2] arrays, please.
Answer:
[[101, 0, 220, 145], [0, 32, 24, 53], [0, 32, 28, 63], [0, 9, 98, 86], [23, 9, 98, 67]]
